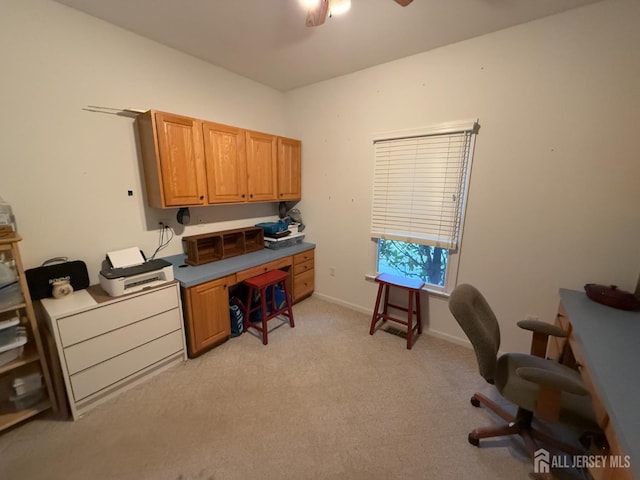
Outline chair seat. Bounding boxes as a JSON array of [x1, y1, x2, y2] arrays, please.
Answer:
[[496, 352, 599, 430]]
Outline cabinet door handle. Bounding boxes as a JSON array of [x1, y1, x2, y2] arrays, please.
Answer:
[[242, 194, 246, 198], [199, 195, 204, 200], [249, 194, 253, 198]]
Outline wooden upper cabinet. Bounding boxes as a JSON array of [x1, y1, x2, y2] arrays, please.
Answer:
[[136, 109, 301, 208], [245, 130, 278, 202], [137, 111, 207, 208], [277, 137, 302, 201], [203, 122, 248, 204]]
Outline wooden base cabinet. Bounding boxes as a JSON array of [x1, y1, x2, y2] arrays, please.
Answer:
[[293, 250, 314, 302], [181, 249, 314, 357], [182, 275, 235, 357]]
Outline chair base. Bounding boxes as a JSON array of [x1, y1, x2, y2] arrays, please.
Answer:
[[468, 392, 588, 458]]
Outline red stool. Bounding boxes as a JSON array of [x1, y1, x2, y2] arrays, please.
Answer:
[[243, 269, 294, 345], [369, 273, 425, 349]]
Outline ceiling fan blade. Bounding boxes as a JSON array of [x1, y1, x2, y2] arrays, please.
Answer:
[[306, 0, 330, 27], [394, 0, 414, 6]]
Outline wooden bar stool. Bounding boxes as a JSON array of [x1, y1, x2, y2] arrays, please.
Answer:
[[243, 269, 294, 345], [369, 273, 425, 349]]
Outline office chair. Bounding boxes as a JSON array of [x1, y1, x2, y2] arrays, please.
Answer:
[[448, 284, 603, 457]]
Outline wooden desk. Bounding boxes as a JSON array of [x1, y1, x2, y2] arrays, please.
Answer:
[[551, 289, 639, 480], [165, 243, 316, 357]]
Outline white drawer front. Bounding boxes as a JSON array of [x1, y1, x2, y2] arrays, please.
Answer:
[[58, 285, 178, 346], [69, 330, 184, 401], [64, 308, 182, 375]]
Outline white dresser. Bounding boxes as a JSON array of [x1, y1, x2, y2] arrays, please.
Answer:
[[40, 281, 187, 420]]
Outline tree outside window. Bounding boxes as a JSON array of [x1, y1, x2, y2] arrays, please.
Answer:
[[377, 239, 448, 287]]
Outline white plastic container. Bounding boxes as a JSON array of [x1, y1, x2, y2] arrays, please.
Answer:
[[0, 196, 16, 232], [0, 327, 27, 367], [10, 387, 44, 410], [0, 325, 19, 345], [0, 344, 24, 367], [12, 372, 43, 396], [264, 233, 305, 250]]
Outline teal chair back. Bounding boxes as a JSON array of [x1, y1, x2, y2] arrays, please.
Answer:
[[448, 284, 501, 384]]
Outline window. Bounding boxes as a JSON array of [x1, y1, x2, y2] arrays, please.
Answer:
[[371, 119, 479, 292]]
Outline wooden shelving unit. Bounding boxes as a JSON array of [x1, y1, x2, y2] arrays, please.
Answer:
[[183, 227, 264, 266], [0, 234, 56, 431], [244, 228, 264, 253], [222, 231, 245, 258]]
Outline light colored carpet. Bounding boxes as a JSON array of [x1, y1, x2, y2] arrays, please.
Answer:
[[0, 296, 540, 479]]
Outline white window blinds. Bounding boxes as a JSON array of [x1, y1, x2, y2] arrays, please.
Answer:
[[371, 120, 478, 250]]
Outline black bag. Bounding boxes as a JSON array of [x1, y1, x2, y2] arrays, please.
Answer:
[[229, 297, 244, 337], [25, 257, 90, 300]]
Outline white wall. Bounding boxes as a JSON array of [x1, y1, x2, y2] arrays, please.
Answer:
[[286, 0, 640, 353], [2, 0, 639, 355], [0, 0, 288, 282]]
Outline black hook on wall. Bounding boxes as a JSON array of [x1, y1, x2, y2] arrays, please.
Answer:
[[177, 207, 191, 225]]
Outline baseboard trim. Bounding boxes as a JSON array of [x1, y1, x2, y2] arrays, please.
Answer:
[[311, 292, 474, 350], [311, 292, 373, 316]]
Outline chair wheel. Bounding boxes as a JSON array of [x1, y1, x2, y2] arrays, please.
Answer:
[[468, 433, 480, 447], [470, 396, 480, 408]]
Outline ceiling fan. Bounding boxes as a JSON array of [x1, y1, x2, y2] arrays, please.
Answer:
[[305, 0, 414, 27]]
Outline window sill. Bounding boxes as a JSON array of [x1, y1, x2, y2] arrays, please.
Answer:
[[364, 273, 451, 299]]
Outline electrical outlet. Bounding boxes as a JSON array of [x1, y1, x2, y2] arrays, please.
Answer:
[[330, 266, 336, 277], [525, 314, 538, 321], [157, 218, 169, 228]]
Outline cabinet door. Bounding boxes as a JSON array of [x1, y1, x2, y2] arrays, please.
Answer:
[[154, 112, 207, 207], [277, 137, 302, 201], [245, 130, 278, 202], [203, 122, 248, 203], [183, 276, 232, 357]]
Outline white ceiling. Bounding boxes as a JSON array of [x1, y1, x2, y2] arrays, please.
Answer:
[[52, 0, 602, 92]]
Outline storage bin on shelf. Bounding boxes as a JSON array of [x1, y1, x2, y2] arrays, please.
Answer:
[[9, 388, 44, 410], [0, 325, 27, 367], [12, 371, 43, 396]]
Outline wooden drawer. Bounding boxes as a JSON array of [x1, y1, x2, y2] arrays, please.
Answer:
[[69, 330, 184, 401], [294, 268, 314, 301], [64, 308, 182, 375], [294, 249, 314, 265], [569, 335, 609, 428], [236, 256, 292, 283], [548, 311, 571, 361], [294, 258, 314, 276], [57, 285, 178, 346]]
